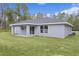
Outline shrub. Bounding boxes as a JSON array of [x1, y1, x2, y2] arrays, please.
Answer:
[[69, 32, 76, 36]]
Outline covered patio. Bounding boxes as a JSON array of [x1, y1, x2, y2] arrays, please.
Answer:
[[11, 25, 37, 37]]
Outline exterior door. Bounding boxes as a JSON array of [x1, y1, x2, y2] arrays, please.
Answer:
[[30, 26, 35, 34]]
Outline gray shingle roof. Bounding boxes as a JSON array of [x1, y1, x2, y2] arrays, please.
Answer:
[[14, 17, 66, 24], [10, 17, 72, 27]]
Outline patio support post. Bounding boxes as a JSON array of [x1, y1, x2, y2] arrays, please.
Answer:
[[11, 26, 15, 35], [26, 25, 30, 36]]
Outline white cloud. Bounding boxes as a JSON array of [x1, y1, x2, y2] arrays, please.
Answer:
[[72, 3, 79, 7], [60, 9, 69, 14], [55, 12, 59, 15], [46, 13, 50, 17], [55, 7, 79, 15], [61, 7, 79, 14]]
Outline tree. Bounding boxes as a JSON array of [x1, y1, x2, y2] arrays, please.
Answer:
[[36, 12, 44, 18], [55, 12, 67, 22], [72, 15, 79, 31], [5, 9, 14, 22], [67, 14, 79, 31], [67, 15, 74, 24], [16, 3, 31, 21], [0, 3, 9, 29], [16, 3, 21, 19]]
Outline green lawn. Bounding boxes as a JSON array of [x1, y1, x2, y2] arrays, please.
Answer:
[[0, 32, 79, 56]]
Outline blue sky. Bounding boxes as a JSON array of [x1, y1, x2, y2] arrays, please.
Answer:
[[8, 3, 77, 15]]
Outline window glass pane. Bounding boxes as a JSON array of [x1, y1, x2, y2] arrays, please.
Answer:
[[45, 25, 48, 29], [21, 26, 26, 30], [40, 26, 43, 29], [40, 25, 48, 33], [41, 29, 43, 33], [45, 29, 48, 33], [40, 26, 43, 33], [44, 25, 48, 33]]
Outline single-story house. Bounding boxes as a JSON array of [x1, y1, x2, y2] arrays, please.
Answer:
[[10, 17, 73, 38]]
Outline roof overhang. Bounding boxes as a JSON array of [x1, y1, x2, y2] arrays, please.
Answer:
[[10, 22, 73, 27]]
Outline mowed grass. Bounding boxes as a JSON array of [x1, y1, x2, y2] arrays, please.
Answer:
[[0, 32, 79, 56]]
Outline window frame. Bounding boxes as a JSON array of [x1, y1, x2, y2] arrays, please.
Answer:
[[40, 25, 48, 33], [21, 26, 26, 30]]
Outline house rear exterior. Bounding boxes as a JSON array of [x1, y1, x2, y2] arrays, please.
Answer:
[[10, 17, 73, 38]]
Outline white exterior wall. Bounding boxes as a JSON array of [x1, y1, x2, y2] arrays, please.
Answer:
[[11, 24, 72, 38], [35, 26, 40, 35], [11, 25, 30, 37], [14, 26, 21, 35], [11, 26, 21, 35], [14, 26, 26, 35], [34, 25, 48, 36], [64, 25, 72, 37], [48, 24, 65, 38], [35, 25, 65, 38]]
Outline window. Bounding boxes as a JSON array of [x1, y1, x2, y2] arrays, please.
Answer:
[[45, 26, 48, 33], [40, 26, 43, 33], [40, 25, 48, 33], [21, 26, 26, 30]]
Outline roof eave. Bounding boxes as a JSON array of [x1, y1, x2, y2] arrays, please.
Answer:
[[10, 22, 73, 27]]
